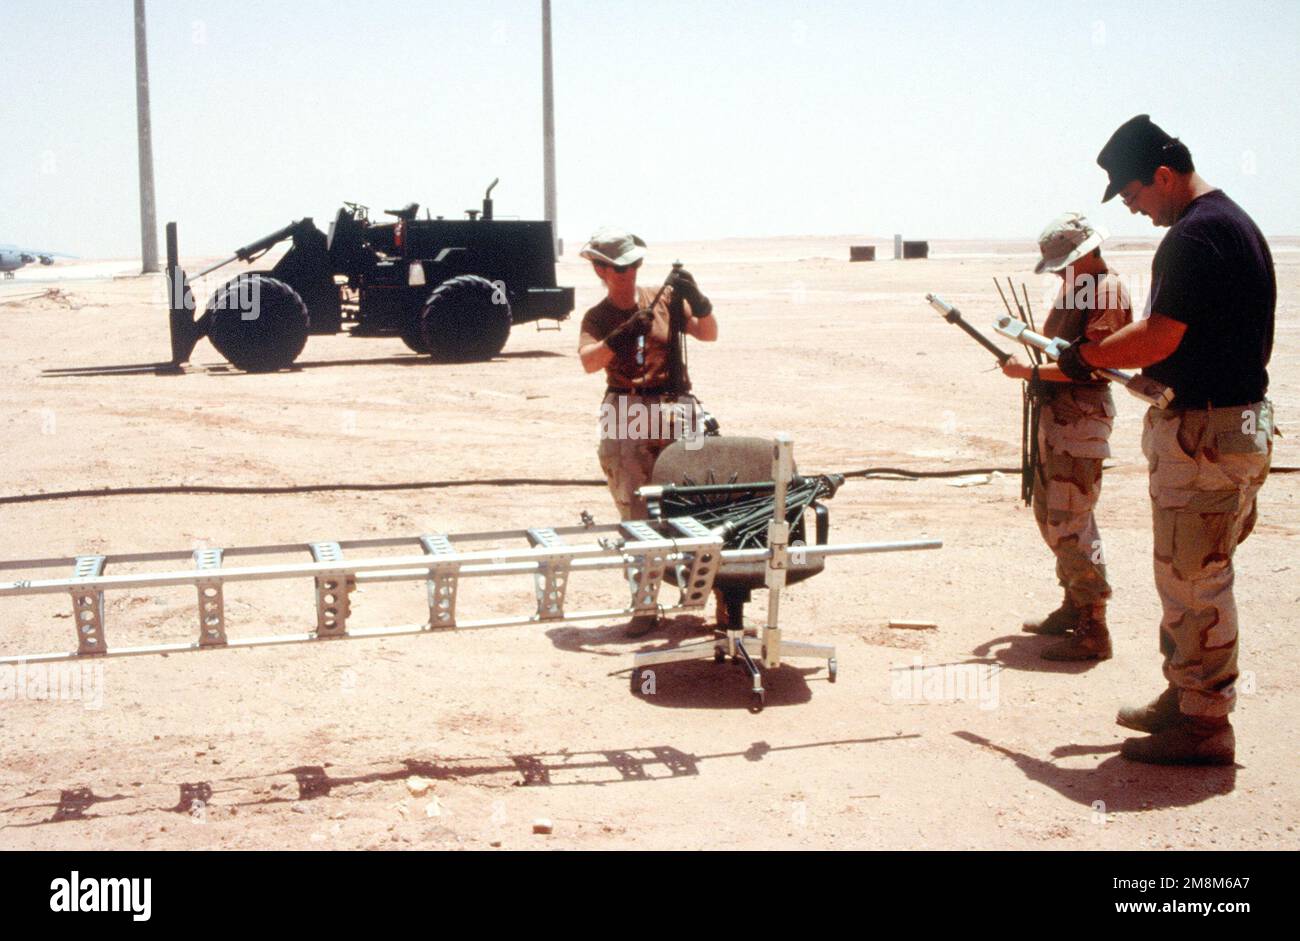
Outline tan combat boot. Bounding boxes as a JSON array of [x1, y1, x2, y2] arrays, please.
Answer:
[[1116, 686, 1181, 733], [1120, 715, 1235, 766], [1040, 603, 1111, 661], [1022, 597, 1079, 635]]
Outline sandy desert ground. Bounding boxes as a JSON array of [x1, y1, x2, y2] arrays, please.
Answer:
[[0, 236, 1296, 850]]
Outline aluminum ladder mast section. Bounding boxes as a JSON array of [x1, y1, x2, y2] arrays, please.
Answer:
[[0, 522, 941, 667], [0, 437, 943, 681]]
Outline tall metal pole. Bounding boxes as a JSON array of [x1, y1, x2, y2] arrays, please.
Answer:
[[134, 0, 160, 273], [541, 0, 559, 255]]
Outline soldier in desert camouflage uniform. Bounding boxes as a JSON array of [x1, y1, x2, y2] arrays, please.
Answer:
[[1002, 213, 1132, 661], [1057, 115, 1276, 764]]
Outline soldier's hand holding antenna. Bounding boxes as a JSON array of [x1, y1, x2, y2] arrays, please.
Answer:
[[670, 267, 712, 318], [605, 307, 654, 357], [1000, 351, 1034, 381]]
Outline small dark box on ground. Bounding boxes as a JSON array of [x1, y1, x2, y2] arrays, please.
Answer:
[[903, 240, 929, 259], [850, 245, 876, 262]]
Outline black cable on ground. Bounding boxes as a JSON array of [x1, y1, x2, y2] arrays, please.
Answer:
[[0, 477, 607, 507], [840, 466, 1019, 480], [1, 466, 1293, 507], [841, 465, 1299, 481]]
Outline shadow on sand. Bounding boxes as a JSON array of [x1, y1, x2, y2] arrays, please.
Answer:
[[954, 730, 1237, 813]]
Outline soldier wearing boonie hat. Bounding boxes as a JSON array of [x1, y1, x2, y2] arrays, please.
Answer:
[[576, 226, 719, 637], [1001, 212, 1132, 661], [1050, 114, 1276, 765]]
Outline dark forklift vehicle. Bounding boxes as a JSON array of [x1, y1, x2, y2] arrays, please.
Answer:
[[166, 180, 574, 372]]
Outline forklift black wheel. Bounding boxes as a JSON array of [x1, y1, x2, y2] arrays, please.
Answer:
[[399, 322, 433, 354], [207, 274, 310, 372], [420, 275, 512, 362]]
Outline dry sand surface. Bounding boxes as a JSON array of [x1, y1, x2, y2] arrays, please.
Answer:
[[0, 236, 1296, 850]]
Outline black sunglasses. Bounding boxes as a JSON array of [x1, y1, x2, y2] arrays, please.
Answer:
[[596, 260, 641, 274]]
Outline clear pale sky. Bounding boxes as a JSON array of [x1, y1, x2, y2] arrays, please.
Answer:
[[2, 0, 1298, 258]]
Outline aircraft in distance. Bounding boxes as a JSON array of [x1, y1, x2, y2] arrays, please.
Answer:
[[0, 245, 75, 278]]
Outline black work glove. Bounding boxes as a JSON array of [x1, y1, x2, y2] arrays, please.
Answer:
[[604, 308, 653, 357], [1056, 337, 1098, 382], [671, 269, 712, 318]]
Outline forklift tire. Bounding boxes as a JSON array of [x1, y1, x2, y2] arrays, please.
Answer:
[[206, 274, 310, 372], [419, 275, 512, 362], [399, 320, 433, 354]]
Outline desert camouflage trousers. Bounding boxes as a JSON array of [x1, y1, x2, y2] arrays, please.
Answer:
[[596, 392, 704, 521], [1142, 400, 1273, 718], [1032, 386, 1115, 606]]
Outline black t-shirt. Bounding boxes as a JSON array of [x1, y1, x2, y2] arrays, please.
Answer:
[[1145, 190, 1275, 407]]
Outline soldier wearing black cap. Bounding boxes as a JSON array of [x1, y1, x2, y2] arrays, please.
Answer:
[[1054, 115, 1276, 765]]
